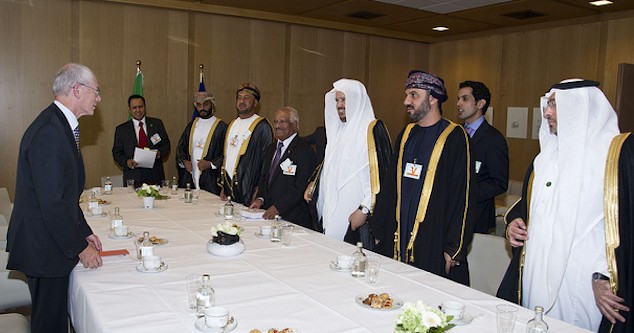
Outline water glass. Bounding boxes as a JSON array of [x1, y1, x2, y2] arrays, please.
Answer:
[[366, 256, 380, 284], [281, 224, 294, 246], [186, 274, 202, 310], [160, 180, 170, 195], [496, 304, 518, 333], [126, 179, 135, 192], [191, 189, 199, 205]]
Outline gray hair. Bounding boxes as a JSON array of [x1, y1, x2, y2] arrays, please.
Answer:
[[52, 63, 94, 97], [278, 106, 300, 130]]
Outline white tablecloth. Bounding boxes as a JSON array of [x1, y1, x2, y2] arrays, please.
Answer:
[[69, 188, 589, 333]]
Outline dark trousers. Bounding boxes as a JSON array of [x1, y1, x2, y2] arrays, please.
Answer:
[[27, 275, 69, 333]]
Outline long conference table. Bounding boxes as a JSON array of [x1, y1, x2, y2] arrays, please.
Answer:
[[69, 188, 590, 333]]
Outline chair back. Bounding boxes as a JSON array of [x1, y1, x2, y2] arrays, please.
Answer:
[[0, 187, 11, 222], [100, 175, 124, 187], [468, 233, 512, 296], [0, 252, 31, 311]]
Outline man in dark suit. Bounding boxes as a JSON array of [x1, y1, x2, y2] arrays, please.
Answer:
[[457, 81, 508, 233], [250, 107, 317, 230], [112, 94, 171, 188], [6, 63, 103, 333]]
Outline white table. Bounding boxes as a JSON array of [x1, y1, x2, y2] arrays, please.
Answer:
[[69, 188, 589, 333]]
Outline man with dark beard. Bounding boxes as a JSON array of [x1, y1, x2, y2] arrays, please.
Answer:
[[176, 90, 227, 194], [374, 70, 473, 285], [219, 83, 273, 205]]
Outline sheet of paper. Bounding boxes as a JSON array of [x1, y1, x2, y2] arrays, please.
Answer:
[[133, 148, 157, 168], [506, 107, 528, 139]]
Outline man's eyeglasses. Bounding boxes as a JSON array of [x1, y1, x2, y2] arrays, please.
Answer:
[[542, 99, 556, 112], [79, 83, 100, 97]]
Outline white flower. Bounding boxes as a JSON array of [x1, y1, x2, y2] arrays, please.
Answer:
[[210, 221, 241, 236], [421, 311, 442, 328]]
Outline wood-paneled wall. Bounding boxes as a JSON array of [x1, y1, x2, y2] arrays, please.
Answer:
[[2, 1, 634, 200], [0, 0, 426, 199], [430, 17, 634, 180]]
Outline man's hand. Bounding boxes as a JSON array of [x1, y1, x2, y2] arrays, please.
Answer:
[[304, 184, 314, 202], [126, 159, 138, 169], [444, 252, 460, 274], [219, 190, 227, 201], [348, 209, 367, 231], [593, 279, 629, 324], [263, 205, 279, 219], [78, 243, 102, 269], [184, 160, 193, 173], [250, 198, 263, 210], [197, 160, 211, 172], [507, 218, 528, 247], [86, 234, 102, 252]]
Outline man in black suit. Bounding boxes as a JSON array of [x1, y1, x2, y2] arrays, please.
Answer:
[[457, 81, 508, 234], [6, 63, 103, 333], [112, 94, 171, 188], [250, 107, 317, 230]]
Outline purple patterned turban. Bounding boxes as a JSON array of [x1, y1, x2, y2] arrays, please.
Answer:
[[405, 70, 448, 103]]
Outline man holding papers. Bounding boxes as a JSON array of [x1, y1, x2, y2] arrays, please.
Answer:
[[112, 94, 171, 187]]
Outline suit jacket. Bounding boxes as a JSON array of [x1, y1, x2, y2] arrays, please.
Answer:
[[302, 126, 326, 163], [256, 136, 317, 230], [112, 117, 171, 187], [176, 117, 227, 194], [467, 119, 508, 233], [6, 103, 93, 277]]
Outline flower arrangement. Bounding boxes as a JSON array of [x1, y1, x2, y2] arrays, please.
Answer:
[[394, 301, 455, 333], [136, 183, 168, 199], [210, 221, 241, 245]]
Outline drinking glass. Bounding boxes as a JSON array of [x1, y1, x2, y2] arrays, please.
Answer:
[[366, 256, 380, 284], [281, 224, 294, 246], [496, 304, 518, 333], [161, 180, 170, 195], [126, 179, 135, 193]]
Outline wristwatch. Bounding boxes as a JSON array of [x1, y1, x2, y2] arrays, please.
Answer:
[[592, 272, 609, 282], [358, 205, 371, 216]]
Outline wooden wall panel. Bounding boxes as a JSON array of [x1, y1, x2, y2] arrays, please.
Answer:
[[367, 36, 429, 142], [603, 17, 634, 107], [287, 26, 367, 135], [77, 1, 189, 187], [0, 0, 73, 199]]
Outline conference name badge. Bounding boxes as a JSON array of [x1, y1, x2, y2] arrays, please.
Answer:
[[280, 158, 296, 176], [150, 133, 161, 145], [404, 162, 422, 180]]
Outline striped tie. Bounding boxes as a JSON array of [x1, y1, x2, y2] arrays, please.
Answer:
[[73, 126, 80, 152], [465, 124, 474, 137]]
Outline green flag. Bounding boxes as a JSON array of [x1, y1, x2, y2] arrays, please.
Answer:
[[133, 68, 143, 96]]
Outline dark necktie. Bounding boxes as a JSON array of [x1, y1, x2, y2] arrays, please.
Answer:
[[268, 141, 284, 185], [138, 121, 148, 148], [73, 126, 80, 152]]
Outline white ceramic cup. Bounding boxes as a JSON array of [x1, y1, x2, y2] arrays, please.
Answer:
[[142, 255, 161, 270], [441, 300, 465, 320], [336, 255, 353, 269], [91, 205, 103, 216], [204, 306, 229, 329], [114, 225, 129, 237], [260, 225, 272, 236]]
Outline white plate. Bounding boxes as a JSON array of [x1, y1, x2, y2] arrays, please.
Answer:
[[108, 232, 135, 240], [87, 212, 107, 218], [254, 232, 270, 240], [329, 262, 351, 272], [450, 312, 473, 326], [135, 262, 167, 273], [355, 294, 403, 311], [207, 240, 245, 256], [194, 316, 237, 332]]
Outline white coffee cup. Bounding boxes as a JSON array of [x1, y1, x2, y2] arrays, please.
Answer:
[[260, 225, 272, 236], [91, 205, 103, 216], [142, 255, 162, 270], [336, 255, 353, 269], [441, 300, 465, 320], [204, 306, 229, 329], [114, 225, 129, 237]]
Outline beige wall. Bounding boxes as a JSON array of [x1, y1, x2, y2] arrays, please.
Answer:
[[0, 0, 426, 200]]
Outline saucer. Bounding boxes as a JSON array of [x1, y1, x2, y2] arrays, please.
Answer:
[[254, 232, 271, 239], [194, 316, 237, 332], [135, 262, 167, 273], [450, 312, 473, 326], [108, 231, 134, 240], [87, 212, 107, 218], [329, 262, 351, 272]]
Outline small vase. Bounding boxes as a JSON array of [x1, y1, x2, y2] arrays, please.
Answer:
[[143, 196, 155, 209]]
